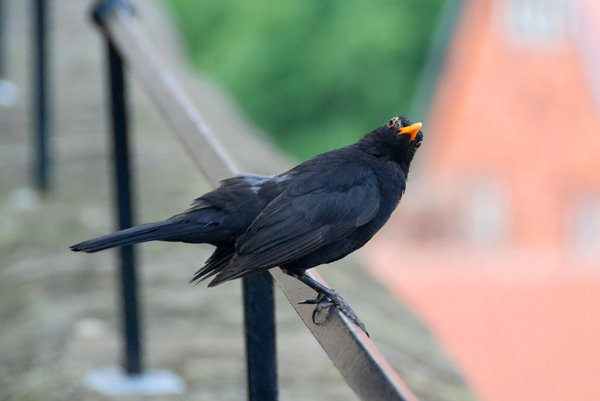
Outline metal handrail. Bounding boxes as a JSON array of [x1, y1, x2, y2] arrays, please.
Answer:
[[92, 1, 418, 400]]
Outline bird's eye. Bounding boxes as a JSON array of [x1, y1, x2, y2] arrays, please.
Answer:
[[387, 117, 398, 128]]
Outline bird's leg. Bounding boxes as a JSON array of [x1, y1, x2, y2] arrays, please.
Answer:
[[285, 270, 368, 335]]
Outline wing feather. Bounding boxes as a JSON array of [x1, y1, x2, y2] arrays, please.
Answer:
[[208, 163, 381, 286]]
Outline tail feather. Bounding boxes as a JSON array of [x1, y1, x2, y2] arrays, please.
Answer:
[[71, 220, 177, 253], [190, 246, 235, 284]]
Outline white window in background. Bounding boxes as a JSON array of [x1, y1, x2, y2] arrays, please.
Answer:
[[462, 180, 510, 244], [569, 197, 600, 259], [500, 0, 574, 46]]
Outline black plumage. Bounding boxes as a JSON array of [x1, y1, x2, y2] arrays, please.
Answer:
[[71, 116, 423, 331]]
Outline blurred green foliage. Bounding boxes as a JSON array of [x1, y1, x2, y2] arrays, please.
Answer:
[[164, 0, 445, 159]]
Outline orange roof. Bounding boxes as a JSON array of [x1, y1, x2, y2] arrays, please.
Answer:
[[364, 2, 600, 401], [423, 0, 600, 246]]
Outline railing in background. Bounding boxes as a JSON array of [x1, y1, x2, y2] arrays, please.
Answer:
[[32, 0, 51, 192], [92, 0, 277, 397], [90, 0, 419, 400], [103, 14, 143, 375], [0, 2, 19, 111], [0, 0, 5, 80]]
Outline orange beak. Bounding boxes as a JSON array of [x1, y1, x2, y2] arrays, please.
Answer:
[[398, 122, 422, 141]]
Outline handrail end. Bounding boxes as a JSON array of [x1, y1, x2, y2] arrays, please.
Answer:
[[91, 0, 135, 28]]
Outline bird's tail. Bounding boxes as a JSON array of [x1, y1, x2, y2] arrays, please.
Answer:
[[71, 220, 197, 253]]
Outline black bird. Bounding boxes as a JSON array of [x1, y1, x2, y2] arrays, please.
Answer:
[[71, 116, 423, 332]]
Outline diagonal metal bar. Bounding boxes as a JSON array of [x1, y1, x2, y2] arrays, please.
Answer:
[[272, 269, 417, 401], [91, 3, 419, 400]]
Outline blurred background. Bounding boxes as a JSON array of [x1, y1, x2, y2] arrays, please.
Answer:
[[365, 1, 600, 401], [164, 0, 446, 160], [1, 0, 599, 400]]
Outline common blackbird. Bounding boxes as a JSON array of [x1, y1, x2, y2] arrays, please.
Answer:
[[71, 116, 423, 333]]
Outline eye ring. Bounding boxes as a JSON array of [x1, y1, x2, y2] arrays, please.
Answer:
[[387, 117, 399, 128]]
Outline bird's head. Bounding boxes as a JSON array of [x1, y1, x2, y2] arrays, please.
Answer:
[[358, 116, 423, 174]]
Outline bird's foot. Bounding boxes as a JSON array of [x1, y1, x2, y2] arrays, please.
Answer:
[[300, 291, 369, 336]]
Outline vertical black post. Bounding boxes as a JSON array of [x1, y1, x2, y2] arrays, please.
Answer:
[[243, 273, 278, 401], [32, 0, 50, 192], [0, 0, 5, 79], [105, 37, 143, 376]]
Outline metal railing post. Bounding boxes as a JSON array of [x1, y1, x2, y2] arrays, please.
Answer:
[[32, 0, 50, 192], [106, 38, 143, 376], [243, 273, 278, 401], [87, 8, 183, 396], [0, 0, 5, 79], [94, 0, 143, 377]]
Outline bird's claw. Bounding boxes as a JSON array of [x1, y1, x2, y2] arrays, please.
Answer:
[[299, 292, 369, 336], [298, 292, 328, 305]]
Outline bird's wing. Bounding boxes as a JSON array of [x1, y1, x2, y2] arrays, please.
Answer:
[[186, 174, 275, 212], [209, 164, 380, 285]]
